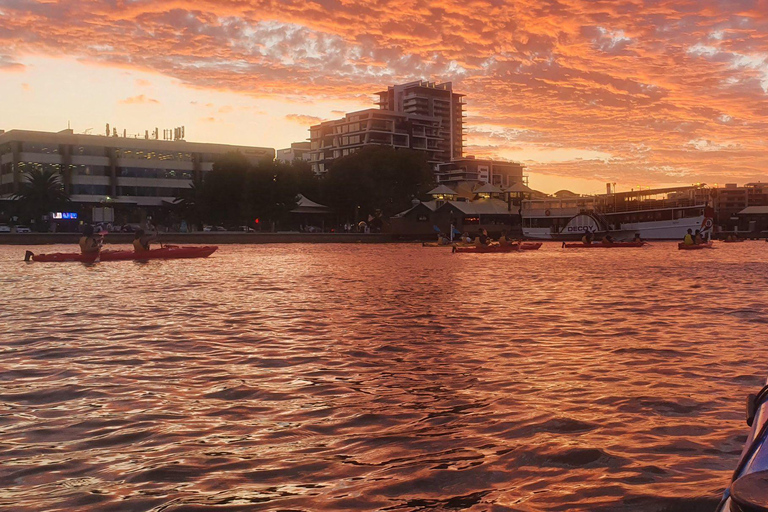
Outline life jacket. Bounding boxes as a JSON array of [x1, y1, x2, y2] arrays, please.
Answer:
[[79, 236, 99, 254], [133, 238, 149, 252], [683, 234, 694, 245]]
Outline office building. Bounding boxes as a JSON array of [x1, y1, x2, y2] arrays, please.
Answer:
[[0, 129, 273, 210]]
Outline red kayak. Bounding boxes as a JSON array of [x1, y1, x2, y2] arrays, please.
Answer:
[[520, 242, 542, 251], [723, 239, 745, 243], [678, 242, 714, 250], [562, 241, 646, 248], [26, 245, 218, 262]]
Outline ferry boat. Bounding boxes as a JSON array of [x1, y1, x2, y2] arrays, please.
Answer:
[[521, 185, 714, 240]]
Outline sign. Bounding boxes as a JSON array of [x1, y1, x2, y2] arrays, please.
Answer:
[[52, 212, 78, 220]]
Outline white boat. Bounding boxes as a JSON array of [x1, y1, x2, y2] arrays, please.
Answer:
[[521, 186, 714, 240]]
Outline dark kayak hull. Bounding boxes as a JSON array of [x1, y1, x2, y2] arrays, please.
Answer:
[[30, 246, 218, 262], [716, 378, 768, 512], [562, 242, 646, 248], [453, 242, 541, 253]]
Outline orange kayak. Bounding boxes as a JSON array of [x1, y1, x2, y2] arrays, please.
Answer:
[[678, 242, 714, 250]]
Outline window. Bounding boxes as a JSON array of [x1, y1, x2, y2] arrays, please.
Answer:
[[72, 184, 110, 195], [72, 165, 109, 176], [119, 167, 193, 179], [74, 146, 107, 157], [21, 142, 59, 154]]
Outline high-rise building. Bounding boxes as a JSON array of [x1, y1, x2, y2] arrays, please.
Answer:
[[376, 81, 465, 161]]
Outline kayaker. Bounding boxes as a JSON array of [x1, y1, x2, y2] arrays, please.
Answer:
[[633, 233, 643, 243], [498, 230, 511, 247], [79, 225, 101, 255], [694, 229, 703, 245], [683, 229, 695, 245], [601, 234, 615, 245], [462, 232, 472, 243], [476, 229, 490, 247], [581, 230, 594, 245], [132, 228, 158, 252]]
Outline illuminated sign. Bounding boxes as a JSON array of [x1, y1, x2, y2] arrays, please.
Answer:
[[52, 212, 78, 220]]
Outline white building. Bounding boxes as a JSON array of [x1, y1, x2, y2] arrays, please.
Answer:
[[0, 129, 274, 210]]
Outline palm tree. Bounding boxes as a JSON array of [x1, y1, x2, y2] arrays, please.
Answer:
[[13, 168, 70, 230]]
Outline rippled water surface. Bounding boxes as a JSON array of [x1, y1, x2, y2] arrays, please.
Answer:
[[1, 242, 767, 511]]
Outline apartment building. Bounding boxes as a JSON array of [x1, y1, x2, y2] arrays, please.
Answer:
[[309, 109, 444, 174], [0, 128, 273, 210], [435, 157, 526, 189], [376, 81, 465, 161], [715, 183, 768, 229]]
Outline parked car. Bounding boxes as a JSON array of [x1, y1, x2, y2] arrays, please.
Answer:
[[229, 226, 255, 232], [0, 224, 10, 233], [14, 225, 31, 233], [214, 226, 227, 231]]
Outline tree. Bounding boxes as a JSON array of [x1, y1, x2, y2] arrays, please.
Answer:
[[13, 168, 70, 230], [177, 152, 313, 229], [321, 146, 435, 221]]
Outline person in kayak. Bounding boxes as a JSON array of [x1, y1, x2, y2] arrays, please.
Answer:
[[476, 228, 490, 247], [633, 233, 643, 243], [694, 229, 704, 245], [133, 228, 158, 252], [79, 225, 102, 255], [581, 229, 594, 245], [601, 234, 616, 245], [683, 229, 695, 245], [498, 230, 511, 247]]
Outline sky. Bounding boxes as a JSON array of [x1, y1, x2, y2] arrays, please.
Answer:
[[1, 0, 767, 194]]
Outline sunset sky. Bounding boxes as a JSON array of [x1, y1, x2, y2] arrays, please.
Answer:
[[1, 0, 767, 194]]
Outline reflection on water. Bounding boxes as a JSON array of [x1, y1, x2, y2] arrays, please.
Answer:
[[0, 242, 766, 511]]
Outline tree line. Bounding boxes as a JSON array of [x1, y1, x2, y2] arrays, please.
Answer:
[[5, 146, 436, 231]]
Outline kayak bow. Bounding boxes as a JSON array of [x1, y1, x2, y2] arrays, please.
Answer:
[[26, 245, 218, 262]]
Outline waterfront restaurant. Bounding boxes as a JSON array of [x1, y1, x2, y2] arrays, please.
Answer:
[[0, 128, 274, 226], [390, 183, 525, 239]]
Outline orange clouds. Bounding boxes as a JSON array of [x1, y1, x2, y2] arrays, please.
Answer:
[[120, 94, 159, 105], [0, 0, 766, 187], [285, 114, 323, 125]]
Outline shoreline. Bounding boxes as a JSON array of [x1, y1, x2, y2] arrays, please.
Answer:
[[0, 232, 397, 245]]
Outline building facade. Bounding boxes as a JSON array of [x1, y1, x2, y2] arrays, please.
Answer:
[[276, 142, 311, 163], [376, 81, 465, 161], [309, 109, 444, 174], [435, 157, 526, 188], [0, 129, 273, 211], [714, 183, 768, 230]]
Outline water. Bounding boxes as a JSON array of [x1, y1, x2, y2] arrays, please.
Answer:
[[1, 242, 766, 511]]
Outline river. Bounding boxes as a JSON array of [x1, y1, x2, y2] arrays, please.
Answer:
[[1, 242, 766, 511]]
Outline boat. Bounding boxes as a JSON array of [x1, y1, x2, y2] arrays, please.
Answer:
[[723, 239, 746, 243], [715, 379, 768, 512], [521, 185, 715, 241], [25, 245, 218, 262], [453, 242, 541, 253], [561, 241, 646, 248], [677, 242, 714, 250], [422, 241, 472, 248]]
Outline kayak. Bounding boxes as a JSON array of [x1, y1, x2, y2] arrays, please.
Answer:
[[26, 245, 218, 262], [723, 239, 746, 243], [454, 245, 517, 253], [677, 242, 714, 250], [422, 242, 472, 247], [715, 378, 768, 512], [453, 242, 541, 253], [562, 241, 646, 248]]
